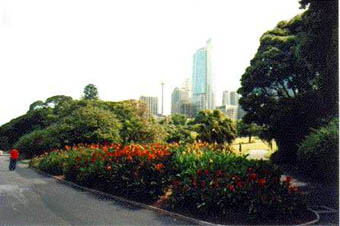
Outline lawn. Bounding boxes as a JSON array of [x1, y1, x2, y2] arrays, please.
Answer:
[[231, 137, 277, 158]]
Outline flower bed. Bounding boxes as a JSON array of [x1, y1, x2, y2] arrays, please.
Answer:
[[167, 143, 304, 222], [31, 142, 305, 223]]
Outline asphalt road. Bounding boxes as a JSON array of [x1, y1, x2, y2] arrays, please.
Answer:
[[0, 156, 196, 226]]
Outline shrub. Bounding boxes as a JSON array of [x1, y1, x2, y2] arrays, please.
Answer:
[[297, 118, 338, 182], [37, 151, 65, 175], [14, 106, 122, 158]]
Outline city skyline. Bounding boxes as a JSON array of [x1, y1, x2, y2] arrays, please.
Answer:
[[0, 0, 304, 126]]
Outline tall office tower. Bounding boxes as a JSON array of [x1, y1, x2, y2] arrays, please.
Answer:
[[183, 77, 191, 99], [171, 87, 189, 115], [230, 91, 239, 106], [139, 96, 158, 116], [222, 91, 230, 106], [191, 39, 215, 115]]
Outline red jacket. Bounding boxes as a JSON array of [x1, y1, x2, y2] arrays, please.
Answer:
[[10, 149, 19, 160]]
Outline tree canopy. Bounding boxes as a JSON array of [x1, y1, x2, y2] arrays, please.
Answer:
[[238, 0, 338, 162], [83, 84, 99, 100], [190, 110, 236, 144]]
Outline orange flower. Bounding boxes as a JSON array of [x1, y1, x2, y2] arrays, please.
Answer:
[[289, 185, 298, 193], [155, 163, 165, 171]]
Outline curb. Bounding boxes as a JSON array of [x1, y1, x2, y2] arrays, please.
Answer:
[[30, 167, 319, 226], [296, 208, 320, 226]]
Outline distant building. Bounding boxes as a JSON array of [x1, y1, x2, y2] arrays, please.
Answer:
[[222, 91, 230, 106], [180, 102, 196, 118], [139, 96, 158, 116], [192, 39, 215, 115], [171, 87, 189, 114], [216, 105, 238, 121], [230, 91, 239, 106]]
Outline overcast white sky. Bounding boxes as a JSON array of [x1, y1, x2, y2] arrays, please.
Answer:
[[0, 0, 304, 125]]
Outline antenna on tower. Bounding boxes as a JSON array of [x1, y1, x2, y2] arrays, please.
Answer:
[[161, 82, 165, 115]]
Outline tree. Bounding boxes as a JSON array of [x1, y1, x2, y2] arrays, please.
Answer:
[[298, 0, 338, 117], [237, 120, 262, 143], [190, 110, 236, 144], [83, 84, 99, 100], [238, 13, 326, 162]]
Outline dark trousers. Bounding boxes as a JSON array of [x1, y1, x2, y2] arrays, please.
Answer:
[[9, 158, 17, 171]]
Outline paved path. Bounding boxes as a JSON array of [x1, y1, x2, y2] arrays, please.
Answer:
[[0, 156, 195, 226]]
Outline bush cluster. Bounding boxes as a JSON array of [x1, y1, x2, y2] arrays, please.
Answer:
[[297, 118, 338, 182]]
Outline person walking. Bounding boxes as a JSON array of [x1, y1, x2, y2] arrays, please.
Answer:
[[9, 148, 19, 171]]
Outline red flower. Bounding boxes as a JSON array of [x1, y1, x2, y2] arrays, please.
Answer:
[[106, 165, 112, 171], [258, 178, 266, 187], [216, 170, 223, 177], [248, 167, 253, 173], [201, 181, 206, 188], [237, 181, 242, 188], [227, 184, 235, 192], [197, 170, 202, 176], [192, 178, 197, 187], [285, 176, 292, 184], [249, 173, 257, 180], [204, 169, 209, 176], [213, 180, 219, 188], [172, 180, 180, 189]]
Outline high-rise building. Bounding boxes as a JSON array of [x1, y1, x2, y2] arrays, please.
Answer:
[[230, 91, 239, 106], [139, 96, 158, 116], [171, 87, 189, 114], [191, 39, 215, 115], [222, 91, 230, 106]]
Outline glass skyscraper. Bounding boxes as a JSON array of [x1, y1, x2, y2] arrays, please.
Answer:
[[191, 39, 215, 114]]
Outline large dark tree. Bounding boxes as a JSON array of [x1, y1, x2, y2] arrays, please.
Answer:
[[238, 0, 338, 162], [298, 0, 338, 117]]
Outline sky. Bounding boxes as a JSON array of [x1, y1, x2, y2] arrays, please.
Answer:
[[0, 0, 304, 126]]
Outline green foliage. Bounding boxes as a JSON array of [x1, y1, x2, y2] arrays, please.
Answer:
[[104, 100, 166, 144], [237, 7, 337, 162], [191, 110, 236, 144], [15, 104, 122, 158], [297, 118, 338, 182], [160, 114, 195, 144], [37, 151, 65, 175], [83, 84, 99, 100]]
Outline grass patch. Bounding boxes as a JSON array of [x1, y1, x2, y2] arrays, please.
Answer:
[[231, 137, 277, 158]]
